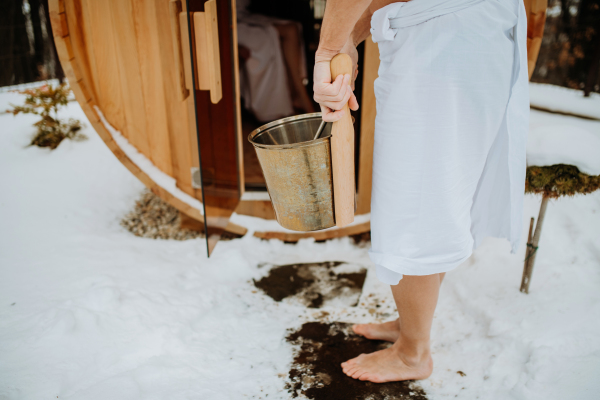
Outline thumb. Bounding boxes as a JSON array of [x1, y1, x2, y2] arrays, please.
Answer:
[[348, 93, 359, 111]]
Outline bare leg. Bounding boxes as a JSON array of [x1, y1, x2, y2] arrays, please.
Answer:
[[353, 272, 446, 342], [342, 274, 442, 382], [274, 23, 315, 113]]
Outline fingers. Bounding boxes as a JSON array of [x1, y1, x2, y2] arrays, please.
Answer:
[[318, 84, 358, 121], [352, 68, 359, 90], [314, 74, 351, 101], [313, 62, 359, 119], [320, 104, 346, 122], [316, 84, 354, 113], [349, 92, 359, 111]]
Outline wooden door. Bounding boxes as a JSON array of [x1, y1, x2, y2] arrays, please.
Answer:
[[184, 0, 242, 255]]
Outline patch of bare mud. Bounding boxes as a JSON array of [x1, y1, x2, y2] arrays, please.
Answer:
[[286, 322, 428, 400], [253, 262, 367, 308]]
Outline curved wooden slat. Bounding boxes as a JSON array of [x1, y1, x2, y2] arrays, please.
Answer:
[[254, 222, 371, 242]]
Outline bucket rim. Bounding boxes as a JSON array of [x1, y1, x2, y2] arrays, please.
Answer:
[[247, 112, 330, 150]]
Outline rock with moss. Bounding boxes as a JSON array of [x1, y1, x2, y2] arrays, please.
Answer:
[[525, 164, 600, 198]]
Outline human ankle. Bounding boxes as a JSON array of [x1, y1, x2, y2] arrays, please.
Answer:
[[392, 337, 431, 365]]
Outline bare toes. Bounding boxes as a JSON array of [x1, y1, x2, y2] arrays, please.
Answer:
[[344, 365, 360, 376], [345, 357, 359, 366], [351, 369, 366, 379]]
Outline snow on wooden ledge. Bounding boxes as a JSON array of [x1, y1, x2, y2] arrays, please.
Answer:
[[529, 83, 600, 120], [94, 106, 204, 215], [527, 110, 600, 176]]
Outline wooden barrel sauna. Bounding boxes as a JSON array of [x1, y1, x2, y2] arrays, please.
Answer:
[[48, 0, 547, 248]]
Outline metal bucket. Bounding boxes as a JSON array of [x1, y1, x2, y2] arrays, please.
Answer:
[[248, 113, 335, 231]]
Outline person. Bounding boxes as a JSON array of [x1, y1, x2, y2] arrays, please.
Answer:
[[313, 0, 528, 383], [237, 0, 315, 122]]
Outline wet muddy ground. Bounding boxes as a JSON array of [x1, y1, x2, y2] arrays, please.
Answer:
[[253, 262, 367, 308], [285, 322, 427, 400]]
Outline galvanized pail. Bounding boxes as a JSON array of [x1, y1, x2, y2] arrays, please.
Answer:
[[248, 113, 335, 231]]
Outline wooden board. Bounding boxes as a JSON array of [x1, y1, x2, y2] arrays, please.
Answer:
[[159, 1, 196, 197], [235, 200, 276, 220], [231, 0, 245, 193], [356, 37, 379, 215], [169, 0, 189, 101], [82, 0, 127, 134], [254, 222, 371, 242], [108, 0, 150, 156], [330, 54, 355, 227], [131, 0, 173, 175]]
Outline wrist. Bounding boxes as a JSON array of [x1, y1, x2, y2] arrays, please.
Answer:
[[315, 47, 339, 63]]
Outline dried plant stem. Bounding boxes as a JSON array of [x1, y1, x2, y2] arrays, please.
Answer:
[[520, 195, 550, 294]]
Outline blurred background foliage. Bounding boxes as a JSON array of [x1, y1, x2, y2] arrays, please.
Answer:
[[531, 0, 600, 96]]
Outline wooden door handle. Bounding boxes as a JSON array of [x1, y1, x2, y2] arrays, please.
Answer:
[[171, 1, 222, 104], [168, 0, 189, 100], [194, 1, 222, 104], [330, 54, 355, 227]]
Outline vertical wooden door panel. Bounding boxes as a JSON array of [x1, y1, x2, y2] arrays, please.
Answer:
[[356, 38, 379, 215], [64, 0, 96, 102], [109, 0, 150, 156], [156, 0, 196, 197], [132, 0, 173, 176], [81, 0, 127, 131]]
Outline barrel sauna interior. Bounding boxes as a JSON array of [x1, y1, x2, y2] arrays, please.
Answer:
[[48, 0, 547, 248]]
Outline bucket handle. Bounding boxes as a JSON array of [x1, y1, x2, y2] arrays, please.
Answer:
[[330, 54, 355, 228]]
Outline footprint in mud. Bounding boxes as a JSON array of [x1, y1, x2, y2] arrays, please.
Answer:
[[253, 261, 367, 308], [286, 322, 428, 400]]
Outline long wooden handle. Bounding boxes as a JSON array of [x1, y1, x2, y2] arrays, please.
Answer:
[[330, 53, 355, 227]]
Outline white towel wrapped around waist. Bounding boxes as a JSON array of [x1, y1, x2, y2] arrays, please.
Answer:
[[370, 0, 485, 42], [367, 0, 529, 285]]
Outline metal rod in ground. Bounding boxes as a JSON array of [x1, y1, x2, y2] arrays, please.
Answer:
[[521, 195, 550, 294], [520, 217, 535, 292]]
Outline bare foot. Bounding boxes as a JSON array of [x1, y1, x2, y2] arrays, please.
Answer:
[[353, 319, 400, 342], [341, 345, 433, 383]]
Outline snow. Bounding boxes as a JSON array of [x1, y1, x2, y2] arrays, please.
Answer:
[[530, 82, 600, 120], [1, 91, 600, 399], [528, 109, 600, 175], [95, 106, 204, 215]]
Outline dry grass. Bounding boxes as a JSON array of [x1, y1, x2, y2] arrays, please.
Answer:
[[121, 190, 204, 240]]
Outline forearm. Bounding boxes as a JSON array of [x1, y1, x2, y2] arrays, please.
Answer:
[[315, 0, 372, 62], [349, 8, 374, 47]]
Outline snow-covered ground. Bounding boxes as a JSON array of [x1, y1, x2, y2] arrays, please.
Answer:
[[528, 109, 600, 175], [1, 90, 599, 400], [530, 82, 600, 120]]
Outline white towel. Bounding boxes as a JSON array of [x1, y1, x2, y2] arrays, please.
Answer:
[[367, 0, 529, 285]]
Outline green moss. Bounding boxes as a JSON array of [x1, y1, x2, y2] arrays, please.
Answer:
[[526, 164, 600, 198]]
